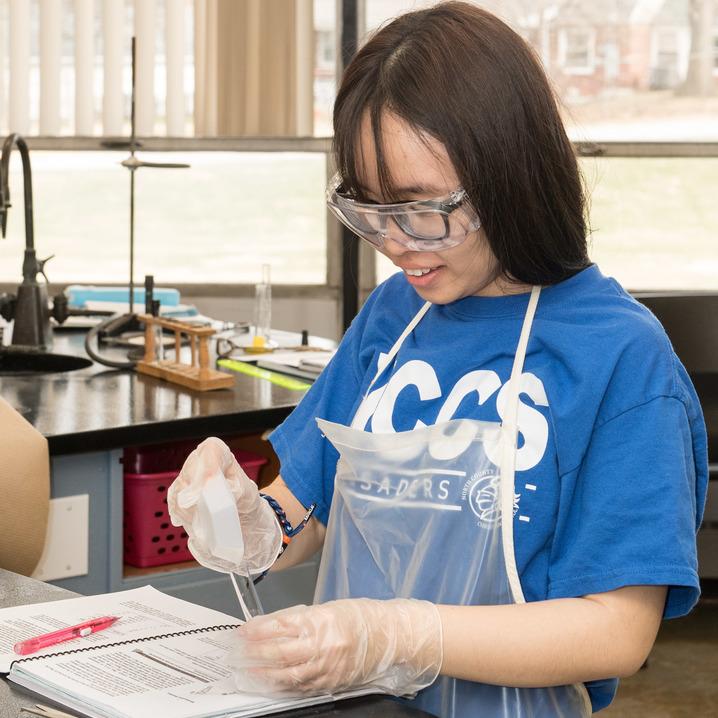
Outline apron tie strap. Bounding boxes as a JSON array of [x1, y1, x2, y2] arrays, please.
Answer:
[[500, 285, 541, 604]]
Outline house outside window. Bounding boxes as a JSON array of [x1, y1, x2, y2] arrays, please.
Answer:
[[366, 0, 718, 293], [651, 28, 680, 88], [559, 27, 596, 74], [316, 30, 334, 69]]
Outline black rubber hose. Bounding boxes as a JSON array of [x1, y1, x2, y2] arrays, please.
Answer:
[[84, 314, 137, 369]]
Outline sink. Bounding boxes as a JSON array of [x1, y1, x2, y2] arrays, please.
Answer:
[[0, 350, 92, 375]]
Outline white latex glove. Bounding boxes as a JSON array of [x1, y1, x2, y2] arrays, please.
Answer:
[[226, 598, 443, 697], [167, 437, 282, 575]]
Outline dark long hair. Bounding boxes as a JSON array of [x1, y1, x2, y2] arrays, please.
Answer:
[[333, 1, 590, 285]]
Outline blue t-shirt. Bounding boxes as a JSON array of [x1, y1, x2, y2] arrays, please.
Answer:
[[270, 264, 708, 713]]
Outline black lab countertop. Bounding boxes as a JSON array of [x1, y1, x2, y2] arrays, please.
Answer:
[[0, 330, 308, 455]]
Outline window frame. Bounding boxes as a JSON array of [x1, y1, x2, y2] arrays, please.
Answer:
[[0, 136, 354, 305]]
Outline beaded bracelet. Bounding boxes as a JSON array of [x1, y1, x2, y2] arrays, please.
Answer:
[[253, 494, 317, 584]]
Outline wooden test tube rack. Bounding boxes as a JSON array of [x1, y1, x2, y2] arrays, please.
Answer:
[[135, 314, 235, 391]]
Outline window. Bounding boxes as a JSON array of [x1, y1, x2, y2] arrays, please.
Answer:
[[361, 1, 718, 142], [559, 28, 595, 74], [578, 157, 718, 291], [313, 0, 337, 137], [656, 29, 679, 68], [0, 1, 335, 288], [653, 29, 680, 88], [1, 1, 716, 296], [316, 30, 334, 67], [0, 0, 335, 139], [375, 156, 718, 291], [0, 151, 328, 285], [0, 0, 195, 137], [364, 1, 717, 294]]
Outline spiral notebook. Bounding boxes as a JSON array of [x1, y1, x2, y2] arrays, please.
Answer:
[[0, 585, 362, 718]]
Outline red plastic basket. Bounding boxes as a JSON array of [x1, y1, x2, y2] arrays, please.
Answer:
[[123, 449, 267, 568], [122, 439, 204, 475]]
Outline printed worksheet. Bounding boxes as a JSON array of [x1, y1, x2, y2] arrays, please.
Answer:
[[10, 628, 333, 718], [5, 587, 371, 718], [0, 585, 240, 672]]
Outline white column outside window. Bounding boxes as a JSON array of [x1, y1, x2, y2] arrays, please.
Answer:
[[103, 0, 124, 135], [9, 0, 31, 133], [74, 0, 95, 135], [165, 0, 186, 136], [40, 0, 63, 135], [134, 0, 157, 135]]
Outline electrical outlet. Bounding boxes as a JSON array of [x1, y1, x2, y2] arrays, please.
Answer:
[[32, 494, 89, 581]]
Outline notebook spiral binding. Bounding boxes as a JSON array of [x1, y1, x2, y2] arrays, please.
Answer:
[[10, 623, 241, 669]]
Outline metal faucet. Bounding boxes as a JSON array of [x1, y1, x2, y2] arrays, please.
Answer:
[[0, 133, 67, 350]]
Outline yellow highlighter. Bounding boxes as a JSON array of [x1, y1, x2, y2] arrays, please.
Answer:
[[217, 358, 311, 391]]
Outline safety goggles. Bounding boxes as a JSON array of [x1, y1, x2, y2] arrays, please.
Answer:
[[326, 173, 481, 252]]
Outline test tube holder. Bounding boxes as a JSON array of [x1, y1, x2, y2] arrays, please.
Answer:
[[135, 314, 235, 391]]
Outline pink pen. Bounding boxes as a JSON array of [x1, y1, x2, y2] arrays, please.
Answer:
[[13, 616, 120, 656]]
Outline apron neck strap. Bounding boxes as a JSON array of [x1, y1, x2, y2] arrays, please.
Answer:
[[503, 285, 541, 432], [500, 284, 541, 606], [365, 300, 432, 395], [358, 285, 543, 608], [365, 286, 542, 398]]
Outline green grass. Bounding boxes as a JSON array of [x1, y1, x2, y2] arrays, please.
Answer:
[[381, 157, 718, 290], [0, 151, 327, 285], [581, 158, 718, 290]]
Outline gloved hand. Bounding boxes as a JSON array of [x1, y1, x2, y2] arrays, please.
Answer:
[[167, 437, 282, 575], [226, 598, 443, 697]]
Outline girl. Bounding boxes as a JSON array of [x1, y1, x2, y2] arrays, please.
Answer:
[[169, 4, 707, 716]]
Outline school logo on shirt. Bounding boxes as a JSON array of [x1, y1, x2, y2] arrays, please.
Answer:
[[463, 471, 501, 525], [462, 470, 521, 527], [351, 357, 549, 471], [344, 469, 521, 529], [348, 474, 454, 507], [350, 357, 549, 525]]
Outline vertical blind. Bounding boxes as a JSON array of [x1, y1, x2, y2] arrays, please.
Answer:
[[0, 0, 192, 136], [0, 0, 315, 137]]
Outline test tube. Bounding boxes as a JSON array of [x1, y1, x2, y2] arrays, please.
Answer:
[[253, 264, 272, 346], [230, 571, 264, 621]]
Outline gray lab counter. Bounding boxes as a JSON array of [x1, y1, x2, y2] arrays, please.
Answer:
[[1, 331, 320, 455]]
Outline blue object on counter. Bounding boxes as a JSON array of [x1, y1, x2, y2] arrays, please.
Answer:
[[65, 285, 181, 308]]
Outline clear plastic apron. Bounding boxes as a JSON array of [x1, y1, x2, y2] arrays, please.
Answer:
[[315, 287, 592, 718]]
